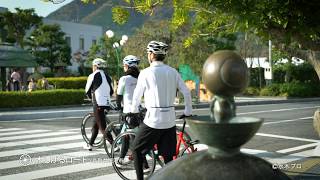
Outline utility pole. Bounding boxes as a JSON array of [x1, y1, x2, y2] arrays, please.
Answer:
[[268, 40, 273, 85]]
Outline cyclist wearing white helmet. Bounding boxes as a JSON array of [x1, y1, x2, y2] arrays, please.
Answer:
[[130, 41, 192, 180], [84, 58, 114, 151], [116, 55, 140, 113], [115, 55, 140, 166]]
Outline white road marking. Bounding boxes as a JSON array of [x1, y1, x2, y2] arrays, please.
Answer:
[[0, 162, 111, 180], [83, 174, 122, 180], [0, 134, 83, 148], [0, 128, 24, 132], [277, 143, 319, 154], [237, 106, 320, 115], [0, 142, 84, 157], [266, 149, 316, 165], [0, 149, 107, 170], [263, 117, 312, 125], [0, 129, 51, 137], [256, 133, 320, 143], [0, 131, 77, 141]]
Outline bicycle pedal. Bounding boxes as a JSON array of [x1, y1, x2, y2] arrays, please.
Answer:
[[190, 140, 199, 145]]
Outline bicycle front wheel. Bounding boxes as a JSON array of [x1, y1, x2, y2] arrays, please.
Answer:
[[111, 131, 156, 180], [80, 113, 104, 147], [104, 121, 122, 157]]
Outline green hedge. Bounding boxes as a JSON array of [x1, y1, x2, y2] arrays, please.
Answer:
[[46, 77, 87, 89], [0, 89, 85, 108], [259, 83, 320, 97]]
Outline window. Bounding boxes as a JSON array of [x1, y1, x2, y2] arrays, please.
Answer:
[[79, 37, 84, 50], [92, 39, 97, 45], [65, 36, 71, 46]]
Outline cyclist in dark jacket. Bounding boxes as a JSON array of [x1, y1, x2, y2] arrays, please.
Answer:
[[84, 58, 114, 151]]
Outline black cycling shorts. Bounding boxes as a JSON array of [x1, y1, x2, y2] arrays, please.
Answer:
[[132, 122, 176, 157]]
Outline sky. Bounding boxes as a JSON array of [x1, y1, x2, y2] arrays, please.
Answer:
[[0, 0, 74, 17]]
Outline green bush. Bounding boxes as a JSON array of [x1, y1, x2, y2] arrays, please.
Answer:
[[260, 84, 281, 96], [248, 68, 265, 87], [0, 89, 85, 108], [243, 87, 260, 96], [46, 77, 87, 89], [273, 63, 318, 83], [259, 83, 320, 97]]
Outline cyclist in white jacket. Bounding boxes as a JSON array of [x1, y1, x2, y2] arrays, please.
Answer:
[[130, 41, 192, 180], [116, 55, 140, 166], [84, 58, 114, 151]]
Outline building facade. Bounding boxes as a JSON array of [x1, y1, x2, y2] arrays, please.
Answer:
[[43, 19, 103, 73]]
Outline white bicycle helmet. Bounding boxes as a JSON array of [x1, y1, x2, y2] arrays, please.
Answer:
[[123, 55, 140, 67], [92, 58, 106, 68], [147, 41, 169, 55]]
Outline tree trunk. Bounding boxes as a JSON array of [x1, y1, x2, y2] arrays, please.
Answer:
[[307, 51, 320, 81], [0, 67, 6, 91]]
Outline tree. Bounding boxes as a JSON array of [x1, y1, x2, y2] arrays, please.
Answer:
[[123, 20, 236, 75], [86, 36, 123, 80], [27, 24, 71, 72], [82, 0, 320, 80], [0, 8, 41, 48]]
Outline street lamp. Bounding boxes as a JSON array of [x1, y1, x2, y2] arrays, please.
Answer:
[[105, 30, 128, 79]]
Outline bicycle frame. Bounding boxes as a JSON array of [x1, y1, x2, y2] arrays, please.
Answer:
[[174, 118, 196, 159]]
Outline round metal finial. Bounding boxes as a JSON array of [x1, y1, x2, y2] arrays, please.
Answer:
[[202, 50, 248, 122], [202, 50, 248, 96]]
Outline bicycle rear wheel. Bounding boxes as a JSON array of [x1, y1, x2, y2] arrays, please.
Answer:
[[81, 113, 109, 147], [104, 121, 122, 157], [111, 131, 156, 180]]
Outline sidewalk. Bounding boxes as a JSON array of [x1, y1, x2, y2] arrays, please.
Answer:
[[1, 96, 320, 121]]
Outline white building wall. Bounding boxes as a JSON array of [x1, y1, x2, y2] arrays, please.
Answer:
[[43, 19, 103, 73]]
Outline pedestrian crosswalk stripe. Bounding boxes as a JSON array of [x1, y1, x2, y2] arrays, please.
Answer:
[[0, 127, 317, 180], [0, 131, 77, 141], [60, 128, 81, 131], [83, 174, 122, 180], [0, 149, 107, 170], [0, 128, 24, 132], [0, 129, 51, 137], [82, 164, 163, 180], [0, 162, 111, 180], [0, 142, 84, 158], [0, 134, 84, 148]]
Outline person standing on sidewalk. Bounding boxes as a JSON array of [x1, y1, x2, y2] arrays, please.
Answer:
[[11, 69, 21, 91], [130, 41, 193, 180], [84, 58, 114, 151]]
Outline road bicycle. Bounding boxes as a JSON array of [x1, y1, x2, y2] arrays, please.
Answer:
[[174, 116, 199, 158], [80, 100, 119, 148], [103, 108, 146, 157], [109, 115, 198, 180]]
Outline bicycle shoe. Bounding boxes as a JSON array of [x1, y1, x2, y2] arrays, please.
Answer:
[[83, 144, 93, 151], [116, 157, 132, 167]]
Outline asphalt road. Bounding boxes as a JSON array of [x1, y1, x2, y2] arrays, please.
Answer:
[[0, 101, 319, 180]]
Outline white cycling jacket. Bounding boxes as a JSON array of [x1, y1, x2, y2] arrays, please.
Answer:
[[131, 61, 192, 129], [117, 75, 138, 113], [85, 70, 113, 106]]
